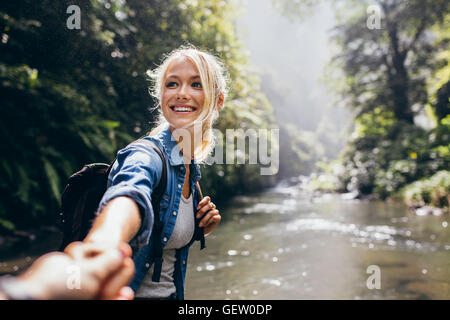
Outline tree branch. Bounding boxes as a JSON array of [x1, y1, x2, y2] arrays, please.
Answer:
[[406, 16, 427, 53]]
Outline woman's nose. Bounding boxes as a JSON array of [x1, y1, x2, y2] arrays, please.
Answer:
[[176, 85, 189, 100]]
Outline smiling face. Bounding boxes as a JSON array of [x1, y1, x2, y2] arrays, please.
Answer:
[[160, 57, 205, 130]]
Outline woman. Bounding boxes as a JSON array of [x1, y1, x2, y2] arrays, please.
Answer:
[[81, 45, 227, 300]]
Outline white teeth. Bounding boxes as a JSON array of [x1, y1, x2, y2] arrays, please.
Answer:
[[173, 107, 194, 112]]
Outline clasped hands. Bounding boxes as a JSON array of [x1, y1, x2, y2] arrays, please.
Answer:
[[14, 241, 135, 300]]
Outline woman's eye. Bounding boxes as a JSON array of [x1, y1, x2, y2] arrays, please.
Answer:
[[192, 82, 202, 88], [166, 81, 177, 88]]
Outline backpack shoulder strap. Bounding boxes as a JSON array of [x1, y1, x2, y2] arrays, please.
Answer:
[[105, 138, 167, 204], [192, 178, 206, 250], [132, 139, 167, 201], [196, 181, 203, 200]]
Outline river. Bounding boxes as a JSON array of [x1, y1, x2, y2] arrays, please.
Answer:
[[185, 182, 449, 299], [1, 182, 449, 299]]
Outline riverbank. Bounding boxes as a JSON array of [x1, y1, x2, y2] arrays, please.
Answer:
[[398, 171, 449, 215], [301, 171, 449, 217]]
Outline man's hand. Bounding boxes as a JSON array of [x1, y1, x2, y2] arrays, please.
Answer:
[[196, 196, 221, 236]]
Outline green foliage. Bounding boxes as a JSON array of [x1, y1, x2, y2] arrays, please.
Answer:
[[271, 1, 450, 208], [337, 94, 446, 195], [400, 171, 450, 210], [338, 117, 448, 198], [353, 108, 395, 139], [333, 0, 449, 123], [374, 160, 418, 198], [323, 2, 450, 205], [427, 13, 450, 122]]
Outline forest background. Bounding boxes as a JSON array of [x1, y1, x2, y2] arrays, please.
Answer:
[[0, 0, 448, 233]]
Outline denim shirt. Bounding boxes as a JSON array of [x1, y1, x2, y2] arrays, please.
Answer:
[[97, 125, 205, 300]]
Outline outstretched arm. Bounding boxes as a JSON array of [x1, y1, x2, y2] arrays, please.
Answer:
[[84, 196, 142, 246], [82, 144, 164, 248]]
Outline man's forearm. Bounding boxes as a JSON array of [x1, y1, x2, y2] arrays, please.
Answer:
[[84, 196, 142, 246]]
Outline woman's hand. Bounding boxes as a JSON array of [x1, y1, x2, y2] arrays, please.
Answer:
[[196, 196, 221, 236]]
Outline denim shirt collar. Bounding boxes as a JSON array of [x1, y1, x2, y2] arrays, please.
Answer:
[[156, 125, 202, 182]]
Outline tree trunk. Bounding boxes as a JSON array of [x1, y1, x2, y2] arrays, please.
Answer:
[[386, 22, 414, 124]]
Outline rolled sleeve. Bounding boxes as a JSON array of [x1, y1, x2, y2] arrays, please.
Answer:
[[96, 143, 163, 249]]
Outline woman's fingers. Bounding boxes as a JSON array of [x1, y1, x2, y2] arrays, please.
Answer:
[[116, 242, 133, 259], [115, 286, 135, 300], [196, 196, 211, 211], [203, 215, 221, 236], [99, 257, 135, 300], [196, 196, 221, 235], [199, 209, 220, 227], [196, 200, 216, 219]]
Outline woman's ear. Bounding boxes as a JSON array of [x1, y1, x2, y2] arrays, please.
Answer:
[[217, 93, 224, 111]]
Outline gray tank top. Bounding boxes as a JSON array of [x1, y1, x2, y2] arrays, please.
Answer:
[[135, 192, 195, 298]]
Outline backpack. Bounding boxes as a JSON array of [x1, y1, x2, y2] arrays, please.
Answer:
[[58, 139, 167, 281]]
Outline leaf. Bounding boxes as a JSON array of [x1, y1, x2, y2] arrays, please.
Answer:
[[100, 120, 120, 129], [15, 165, 31, 203], [0, 218, 15, 232], [0, 159, 13, 182], [42, 157, 61, 205]]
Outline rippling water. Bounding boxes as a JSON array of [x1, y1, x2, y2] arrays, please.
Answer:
[[185, 184, 450, 299]]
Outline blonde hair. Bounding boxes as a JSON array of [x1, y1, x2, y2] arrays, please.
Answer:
[[147, 44, 229, 162]]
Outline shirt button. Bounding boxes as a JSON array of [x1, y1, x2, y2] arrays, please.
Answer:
[[182, 260, 186, 265], [178, 184, 182, 188], [173, 211, 177, 216], [163, 237, 168, 242], [145, 263, 150, 268]]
